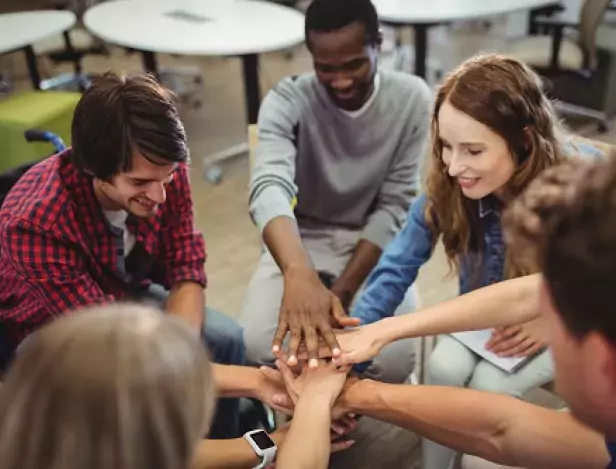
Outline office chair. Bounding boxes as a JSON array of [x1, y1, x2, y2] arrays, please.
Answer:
[[506, 0, 615, 132]]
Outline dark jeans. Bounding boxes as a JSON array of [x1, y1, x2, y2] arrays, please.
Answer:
[[140, 284, 246, 439]]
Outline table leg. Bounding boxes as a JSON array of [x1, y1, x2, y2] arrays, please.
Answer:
[[23, 45, 41, 90], [141, 51, 160, 80], [241, 53, 261, 125], [413, 24, 428, 79]]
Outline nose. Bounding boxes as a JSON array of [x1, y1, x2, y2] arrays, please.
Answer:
[[331, 75, 353, 90], [146, 183, 167, 204], [446, 152, 466, 178]]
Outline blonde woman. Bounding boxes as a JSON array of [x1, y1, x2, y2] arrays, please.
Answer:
[[0, 303, 353, 469]]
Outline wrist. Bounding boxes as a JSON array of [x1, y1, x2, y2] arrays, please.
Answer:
[[301, 385, 340, 408], [243, 367, 262, 399], [337, 378, 376, 414], [283, 262, 316, 280], [376, 316, 404, 344]]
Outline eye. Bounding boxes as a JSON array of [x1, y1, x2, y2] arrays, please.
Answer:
[[130, 180, 148, 187], [468, 148, 483, 156]]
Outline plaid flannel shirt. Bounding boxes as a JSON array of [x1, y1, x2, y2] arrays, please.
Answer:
[[0, 150, 206, 352]]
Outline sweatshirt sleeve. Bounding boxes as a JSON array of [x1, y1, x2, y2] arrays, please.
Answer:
[[352, 194, 434, 324], [360, 77, 432, 249], [248, 78, 301, 231]]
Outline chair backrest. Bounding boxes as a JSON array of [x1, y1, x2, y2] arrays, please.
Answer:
[[579, 0, 612, 69]]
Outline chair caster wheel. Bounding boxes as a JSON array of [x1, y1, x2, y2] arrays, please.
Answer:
[[597, 121, 611, 134], [204, 165, 223, 184]]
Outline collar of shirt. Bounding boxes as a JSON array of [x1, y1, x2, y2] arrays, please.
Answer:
[[478, 195, 502, 219]]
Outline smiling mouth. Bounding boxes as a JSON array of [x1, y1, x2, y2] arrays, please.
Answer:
[[457, 177, 480, 188], [331, 88, 357, 100], [135, 197, 157, 210]]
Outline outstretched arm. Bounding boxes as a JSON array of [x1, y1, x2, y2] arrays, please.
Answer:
[[339, 379, 608, 469]]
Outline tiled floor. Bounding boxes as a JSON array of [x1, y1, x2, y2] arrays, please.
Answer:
[[1, 12, 614, 468]]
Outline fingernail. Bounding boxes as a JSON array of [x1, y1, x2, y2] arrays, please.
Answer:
[[332, 348, 341, 356], [288, 356, 297, 365], [272, 345, 280, 353], [347, 440, 356, 447], [309, 358, 318, 369], [349, 413, 356, 418]]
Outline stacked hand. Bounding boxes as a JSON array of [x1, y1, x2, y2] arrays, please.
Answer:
[[486, 316, 548, 357], [273, 270, 360, 368], [282, 322, 388, 368], [260, 359, 357, 437]]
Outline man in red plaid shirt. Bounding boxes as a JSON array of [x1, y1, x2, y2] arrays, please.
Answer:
[[0, 74, 294, 451]]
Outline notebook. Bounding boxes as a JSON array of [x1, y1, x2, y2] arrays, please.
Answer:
[[450, 329, 534, 373]]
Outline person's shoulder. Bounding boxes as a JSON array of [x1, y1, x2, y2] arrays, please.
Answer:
[[379, 69, 432, 112], [264, 73, 319, 106], [267, 73, 315, 98], [0, 153, 72, 231], [380, 69, 431, 96]]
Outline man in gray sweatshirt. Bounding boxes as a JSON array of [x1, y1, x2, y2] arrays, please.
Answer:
[[242, 0, 430, 388]]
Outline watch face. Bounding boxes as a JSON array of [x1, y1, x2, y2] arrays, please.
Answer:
[[250, 431, 276, 450]]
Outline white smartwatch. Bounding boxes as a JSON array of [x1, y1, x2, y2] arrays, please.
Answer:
[[244, 429, 277, 468]]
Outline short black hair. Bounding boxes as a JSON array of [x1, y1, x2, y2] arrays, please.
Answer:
[[305, 0, 380, 47], [71, 72, 188, 181]]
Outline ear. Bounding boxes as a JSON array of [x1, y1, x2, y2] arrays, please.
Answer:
[[584, 332, 616, 398], [375, 28, 384, 53]]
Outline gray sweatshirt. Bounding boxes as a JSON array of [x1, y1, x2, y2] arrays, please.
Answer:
[[249, 69, 432, 249]]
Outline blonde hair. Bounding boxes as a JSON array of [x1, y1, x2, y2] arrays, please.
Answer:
[[425, 53, 565, 281], [0, 304, 214, 469]]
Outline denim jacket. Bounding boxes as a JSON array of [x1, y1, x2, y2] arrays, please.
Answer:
[[352, 137, 608, 325]]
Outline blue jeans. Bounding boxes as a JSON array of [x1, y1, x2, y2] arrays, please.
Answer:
[[142, 284, 246, 439]]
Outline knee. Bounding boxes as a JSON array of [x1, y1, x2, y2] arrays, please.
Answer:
[[427, 352, 471, 387], [468, 366, 521, 397], [202, 309, 246, 366], [243, 326, 276, 367], [365, 338, 416, 384]]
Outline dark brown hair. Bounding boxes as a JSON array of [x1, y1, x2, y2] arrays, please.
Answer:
[[71, 72, 188, 181], [0, 304, 214, 469], [425, 54, 564, 281], [534, 157, 616, 343]]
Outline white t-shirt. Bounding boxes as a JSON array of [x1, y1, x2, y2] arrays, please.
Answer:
[[339, 74, 381, 119], [103, 209, 136, 256]]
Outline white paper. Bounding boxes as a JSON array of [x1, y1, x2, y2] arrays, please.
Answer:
[[450, 329, 529, 373]]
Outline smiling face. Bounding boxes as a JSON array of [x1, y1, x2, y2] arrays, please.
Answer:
[[438, 100, 516, 200], [93, 148, 177, 218], [308, 21, 380, 111]]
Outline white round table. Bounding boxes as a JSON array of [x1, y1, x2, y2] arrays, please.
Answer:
[[84, 0, 305, 124], [0, 10, 77, 89], [372, 0, 560, 78]]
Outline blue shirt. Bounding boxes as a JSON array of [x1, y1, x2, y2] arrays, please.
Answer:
[[607, 441, 616, 468], [352, 138, 607, 325], [352, 193, 504, 324]]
